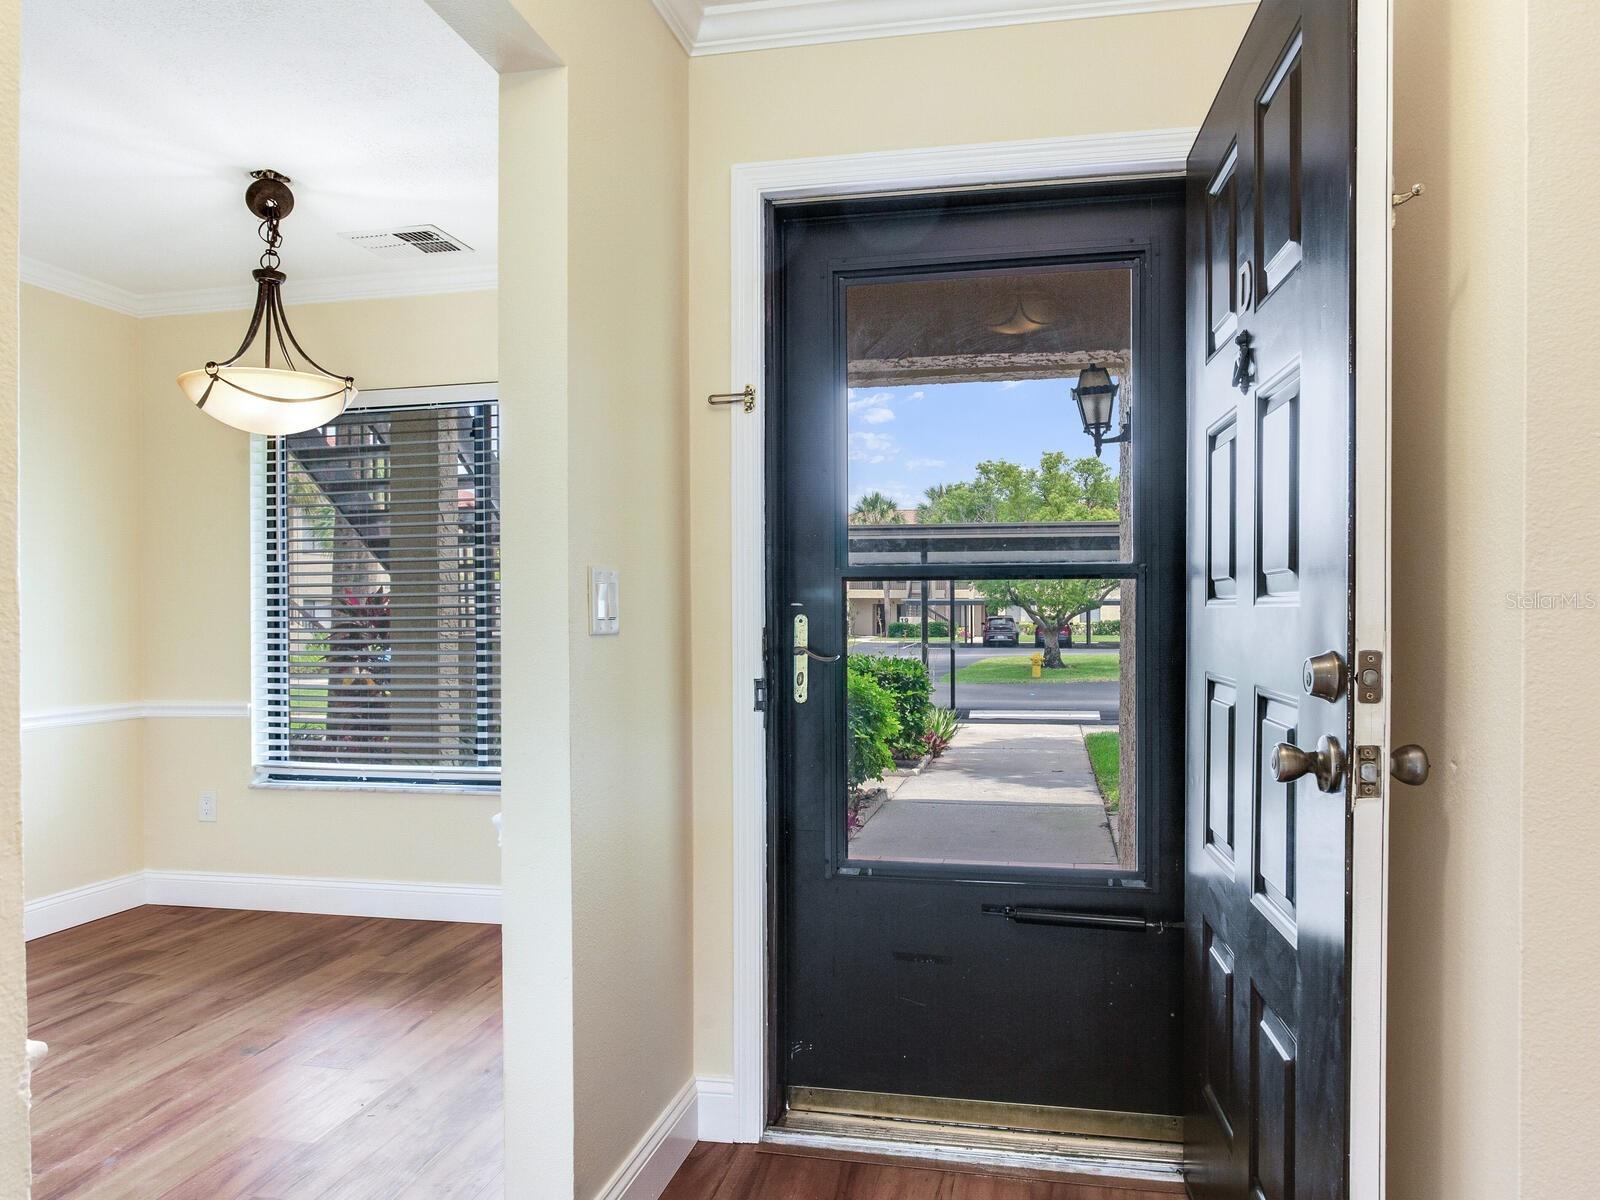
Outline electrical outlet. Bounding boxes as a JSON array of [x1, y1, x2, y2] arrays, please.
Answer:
[[198, 791, 218, 823]]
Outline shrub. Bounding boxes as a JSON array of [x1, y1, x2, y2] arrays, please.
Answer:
[[846, 661, 899, 789], [887, 620, 950, 639], [1092, 619, 1121, 637], [850, 655, 932, 759]]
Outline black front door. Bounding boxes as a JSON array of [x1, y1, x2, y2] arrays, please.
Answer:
[[1183, 1, 1361, 1197], [772, 184, 1187, 1125]]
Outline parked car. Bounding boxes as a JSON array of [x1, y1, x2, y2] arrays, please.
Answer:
[[1033, 620, 1073, 648], [981, 615, 1018, 646]]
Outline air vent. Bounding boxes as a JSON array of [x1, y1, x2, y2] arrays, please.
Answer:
[[340, 225, 474, 258]]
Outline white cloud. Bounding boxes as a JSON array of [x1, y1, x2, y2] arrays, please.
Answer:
[[847, 391, 892, 413], [999, 380, 1028, 390], [905, 457, 945, 470], [848, 430, 898, 463], [860, 407, 895, 424]]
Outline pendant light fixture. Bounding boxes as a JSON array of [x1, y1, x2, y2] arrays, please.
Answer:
[[177, 170, 356, 435]]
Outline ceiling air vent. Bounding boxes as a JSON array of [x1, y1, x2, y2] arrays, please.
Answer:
[[340, 225, 474, 258]]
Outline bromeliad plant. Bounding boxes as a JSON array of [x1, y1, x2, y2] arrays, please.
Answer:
[[923, 706, 959, 758]]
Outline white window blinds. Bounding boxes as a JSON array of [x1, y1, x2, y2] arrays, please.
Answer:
[[254, 393, 500, 788]]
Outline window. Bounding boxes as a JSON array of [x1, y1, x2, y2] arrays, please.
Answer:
[[253, 385, 500, 790]]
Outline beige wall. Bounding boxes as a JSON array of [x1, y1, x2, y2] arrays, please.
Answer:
[[685, 3, 1256, 1080], [499, 3, 692, 1198], [19, 288, 144, 900], [1521, 0, 1600, 1188], [134, 290, 502, 886], [1388, 1, 1529, 1196], [0, 0, 28, 1186]]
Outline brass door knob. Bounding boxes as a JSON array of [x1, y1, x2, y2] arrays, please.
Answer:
[[1390, 744, 1431, 786], [1271, 734, 1346, 793]]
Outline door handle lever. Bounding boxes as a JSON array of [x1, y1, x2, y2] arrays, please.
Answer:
[[1271, 734, 1346, 793], [794, 646, 841, 663]]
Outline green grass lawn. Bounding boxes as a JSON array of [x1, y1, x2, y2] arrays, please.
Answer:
[[952, 654, 1120, 684], [1084, 730, 1120, 814]]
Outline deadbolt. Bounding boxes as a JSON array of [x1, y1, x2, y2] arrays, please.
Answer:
[[1271, 734, 1346, 794], [1302, 651, 1347, 701], [1390, 743, 1431, 786]]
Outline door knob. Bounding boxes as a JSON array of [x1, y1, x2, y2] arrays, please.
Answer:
[[1302, 651, 1346, 701], [1271, 734, 1346, 793], [1390, 744, 1431, 786]]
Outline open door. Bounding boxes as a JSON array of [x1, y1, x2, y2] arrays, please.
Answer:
[[1184, 0, 1396, 1197]]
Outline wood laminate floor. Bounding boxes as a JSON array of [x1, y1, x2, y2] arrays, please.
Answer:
[[662, 1143, 1183, 1200], [26, 906, 503, 1200]]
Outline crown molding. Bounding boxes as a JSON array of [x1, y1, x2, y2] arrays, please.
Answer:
[[20, 256, 497, 318], [18, 258, 144, 316], [653, 0, 1254, 56], [651, 0, 701, 52]]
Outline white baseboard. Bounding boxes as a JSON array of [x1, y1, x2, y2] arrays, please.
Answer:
[[696, 1075, 739, 1143], [145, 870, 502, 924], [595, 1078, 699, 1200], [24, 872, 147, 940], [26, 870, 502, 938]]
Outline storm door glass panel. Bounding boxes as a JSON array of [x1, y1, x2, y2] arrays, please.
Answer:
[[844, 576, 1137, 873], [845, 264, 1134, 568]]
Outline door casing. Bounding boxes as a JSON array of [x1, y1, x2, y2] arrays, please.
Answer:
[[721, 92, 1391, 1198]]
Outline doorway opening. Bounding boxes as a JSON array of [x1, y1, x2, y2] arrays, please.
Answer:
[[767, 181, 1187, 1164]]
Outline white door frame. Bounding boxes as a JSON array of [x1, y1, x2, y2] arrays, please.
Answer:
[[726, 100, 1390, 1200]]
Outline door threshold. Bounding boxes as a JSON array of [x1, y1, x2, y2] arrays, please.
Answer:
[[765, 1108, 1186, 1191]]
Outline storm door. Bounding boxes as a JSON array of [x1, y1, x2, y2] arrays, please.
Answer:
[[771, 183, 1186, 1136]]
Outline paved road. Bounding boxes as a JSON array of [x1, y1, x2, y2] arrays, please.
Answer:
[[850, 721, 1119, 867], [851, 640, 1122, 718]]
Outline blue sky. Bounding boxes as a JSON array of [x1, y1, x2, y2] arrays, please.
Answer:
[[847, 378, 1119, 510]]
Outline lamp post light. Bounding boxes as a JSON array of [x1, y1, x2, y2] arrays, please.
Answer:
[[1072, 364, 1128, 457]]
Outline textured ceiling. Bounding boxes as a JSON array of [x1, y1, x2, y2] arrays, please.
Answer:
[[21, 0, 497, 308]]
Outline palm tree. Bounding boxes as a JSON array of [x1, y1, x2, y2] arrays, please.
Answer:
[[850, 491, 904, 525]]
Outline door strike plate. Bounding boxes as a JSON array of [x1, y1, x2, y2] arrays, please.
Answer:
[[1355, 650, 1383, 703], [1354, 744, 1382, 800]]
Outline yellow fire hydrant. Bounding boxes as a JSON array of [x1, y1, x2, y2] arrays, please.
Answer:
[[1030, 652, 1044, 679]]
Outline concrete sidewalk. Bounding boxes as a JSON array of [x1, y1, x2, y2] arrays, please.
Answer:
[[850, 720, 1119, 868]]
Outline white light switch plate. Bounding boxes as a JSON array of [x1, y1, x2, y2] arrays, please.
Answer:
[[589, 566, 619, 636]]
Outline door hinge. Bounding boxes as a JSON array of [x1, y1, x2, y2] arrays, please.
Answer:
[[753, 677, 768, 712], [1355, 649, 1383, 703], [1354, 743, 1383, 800]]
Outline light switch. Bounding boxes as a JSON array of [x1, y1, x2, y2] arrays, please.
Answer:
[[589, 566, 620, 636]]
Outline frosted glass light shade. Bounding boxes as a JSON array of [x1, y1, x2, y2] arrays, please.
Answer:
[[177, 366, 354, 435]]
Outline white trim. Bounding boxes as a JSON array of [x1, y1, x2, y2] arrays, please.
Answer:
[[728, 129, 1193, 1143], [20, 255, 496, 319], [695, 1076, 738, 1143], [144, 870, 502, 924], [21, 701, 248, 731], [19, 257, 142, 315], [593, 1079, 700, 1200], [24, 870, 503, 939], [1349, 1, 1394, 1197], [349, 381, 499, 411], [655, 0, 1256, 56], [650, 0, 701, 53], [24, 873, 146, 940]]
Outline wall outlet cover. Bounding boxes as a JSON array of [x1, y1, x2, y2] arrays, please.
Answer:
[[198, 791, 218, 823]]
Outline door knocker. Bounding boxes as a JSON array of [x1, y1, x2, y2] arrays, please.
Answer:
[[1231, 330, 1255, 394]]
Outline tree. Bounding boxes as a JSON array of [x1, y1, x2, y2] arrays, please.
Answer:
[[850, 491, 905, 525], [919, 452, 1119, 668]]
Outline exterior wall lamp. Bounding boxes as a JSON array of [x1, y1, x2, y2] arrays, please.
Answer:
[[176, 170, 357, 435], [1072, 363, 1127, 457]]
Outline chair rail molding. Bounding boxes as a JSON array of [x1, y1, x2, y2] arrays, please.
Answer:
[[21, 701, 249, 732], [653, 0, 1255, 55], [725, 128, 1194, 1142]]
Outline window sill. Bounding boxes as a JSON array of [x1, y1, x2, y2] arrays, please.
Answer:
[[250, 775, 501, 797]]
